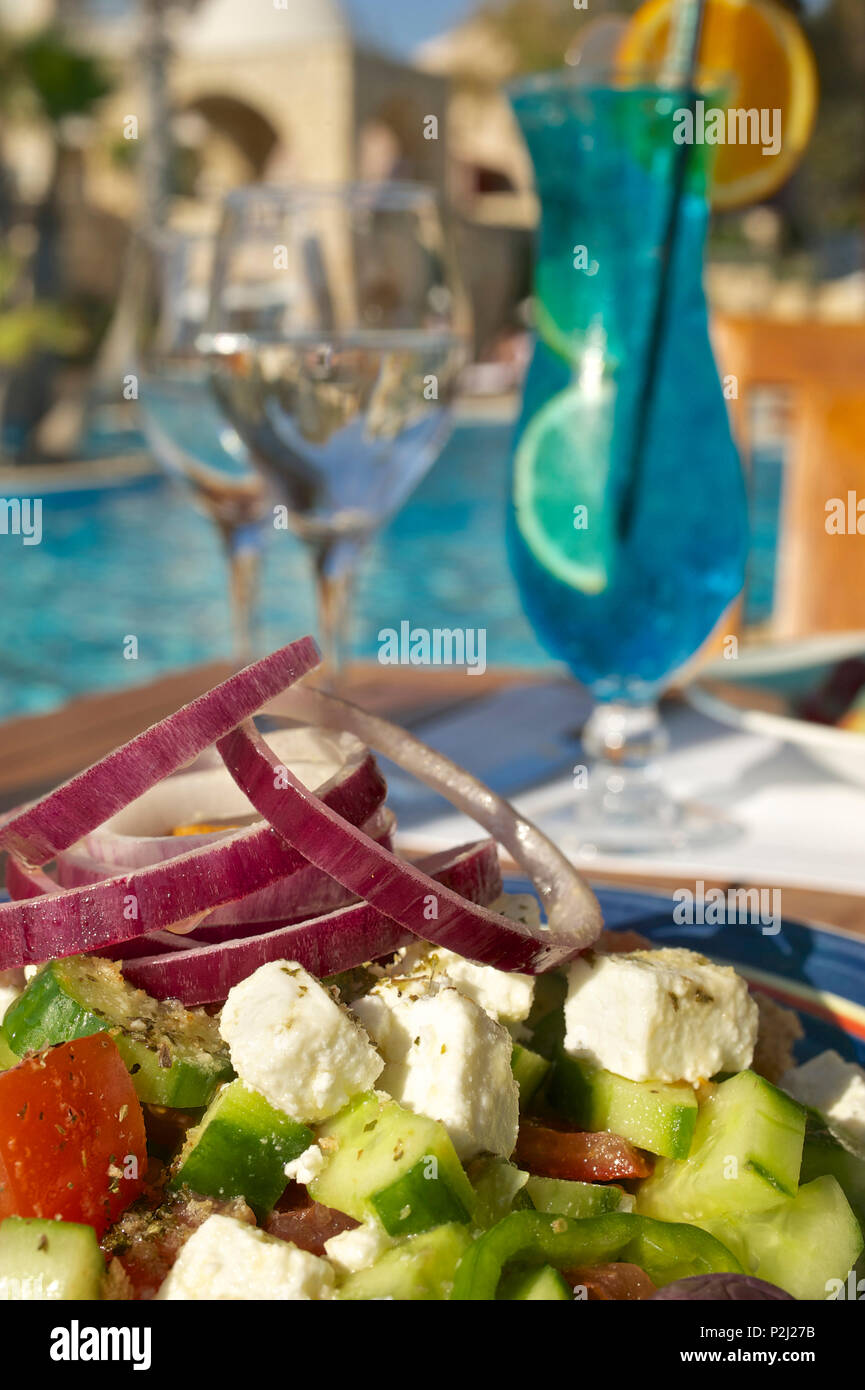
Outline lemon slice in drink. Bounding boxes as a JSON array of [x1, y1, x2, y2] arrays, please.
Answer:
[[619, 0, 818, 210], [513, 381, 617, 596]]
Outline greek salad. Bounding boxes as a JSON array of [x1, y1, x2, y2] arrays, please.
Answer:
[[0, 642, 861, 1301]]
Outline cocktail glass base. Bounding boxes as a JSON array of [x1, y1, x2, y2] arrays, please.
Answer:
[[564, 698, 742, 854], [565, 774, 742, 856]]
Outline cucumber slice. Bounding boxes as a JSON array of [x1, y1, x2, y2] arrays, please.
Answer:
[[637, 1070, 806, 1223], [801, 1116, 865, 1232], [527, 971, 566, 1025], [499, 1264, 571, 1300], [170, 1079, 312, 1218], [511, 1043, 550, 1107], [3, 956, 232, 1107], [526, 971, 567, 1061], [551, 1054, 698, 1159], [526, 1175, 626, 1219], [310, 1092, 475, 1237], [529, 1004, 565, 1061], [0, 1217, 105, 1300], [371, 1161, 474, 1237], [338, 1224, 471, 1300], [702, 1176, 864, 1301], [469, 1157, 531, 1229]]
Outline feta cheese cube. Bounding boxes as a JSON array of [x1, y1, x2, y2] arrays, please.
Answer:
[[390, 939, 534, 1025], [283, 1143, 325, 1186], [354, 983, 519, 1160], [324, 1221, 393, 1275], [220, 960, 383, 1122], [781, 1050, 865, 1149], [563, 947, 758, 1084], [352, 974, 432, 1061], [157, 1214, 335, 1300]]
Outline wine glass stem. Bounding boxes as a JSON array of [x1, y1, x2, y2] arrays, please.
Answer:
[[313, 539, 360, 685], [218, 520, 262, 667]]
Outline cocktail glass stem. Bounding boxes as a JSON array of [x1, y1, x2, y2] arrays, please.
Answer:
[[581, 699, 669, 816], [575, 699, 736, 851], [217, 518, 262, 667], [312, 536, 362, 686]]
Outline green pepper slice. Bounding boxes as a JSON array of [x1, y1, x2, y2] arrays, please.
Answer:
[[450, 1211, 742, 1300]]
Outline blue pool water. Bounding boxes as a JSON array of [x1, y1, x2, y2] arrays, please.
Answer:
[[0, 422, 549, 719]]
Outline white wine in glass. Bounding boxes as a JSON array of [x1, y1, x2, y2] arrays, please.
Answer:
[[202, 183, 470, 678]]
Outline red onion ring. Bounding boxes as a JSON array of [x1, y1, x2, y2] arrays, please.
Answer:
[[54, 805, 396, 936], [77, 725, 370, 870], [5, 858, 61, 902], [4, 858, 204, 960], [103, 932, 198, 961], [56, 794, 391, 915], [219, 711, 601, 972], [0, 732, 386, 969], [0, 637, 319, 867], [121, 839, 503, 1004]]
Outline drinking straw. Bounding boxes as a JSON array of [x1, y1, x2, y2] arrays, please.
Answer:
[[617, 0, 708, 541]]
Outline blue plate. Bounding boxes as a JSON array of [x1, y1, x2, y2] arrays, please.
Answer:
[[506, 880, 865, 1069]]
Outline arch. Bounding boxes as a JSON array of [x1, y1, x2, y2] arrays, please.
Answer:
[[182, 93, 281, 179]]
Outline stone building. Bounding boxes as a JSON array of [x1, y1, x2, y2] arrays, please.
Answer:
[[64, 0, 448, 216], [0, 0, 529, 356]]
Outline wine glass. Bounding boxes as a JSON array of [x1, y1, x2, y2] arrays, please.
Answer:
[[130, 224, 267, 663], [202, 182, 470, 679]]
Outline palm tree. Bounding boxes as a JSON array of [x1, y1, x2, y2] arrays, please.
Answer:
[[0, 18, 112, 458], [138, 0, 174, 234], [86, 0, 185, 427], [1, 23, 112, 295]]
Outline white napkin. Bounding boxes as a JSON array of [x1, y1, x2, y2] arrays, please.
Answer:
[[387, 682, 865, 895]]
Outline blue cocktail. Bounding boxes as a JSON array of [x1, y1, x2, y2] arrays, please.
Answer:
[[508, 71, 747, 848]]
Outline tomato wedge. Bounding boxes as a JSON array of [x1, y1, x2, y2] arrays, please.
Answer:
[[0, 1034, 146, 1235], [514, 1119, 654, 1182], [264, 1183, 358, 1256]]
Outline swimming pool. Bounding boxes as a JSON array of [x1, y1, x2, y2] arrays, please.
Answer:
[[0, 422, 549, 719]]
